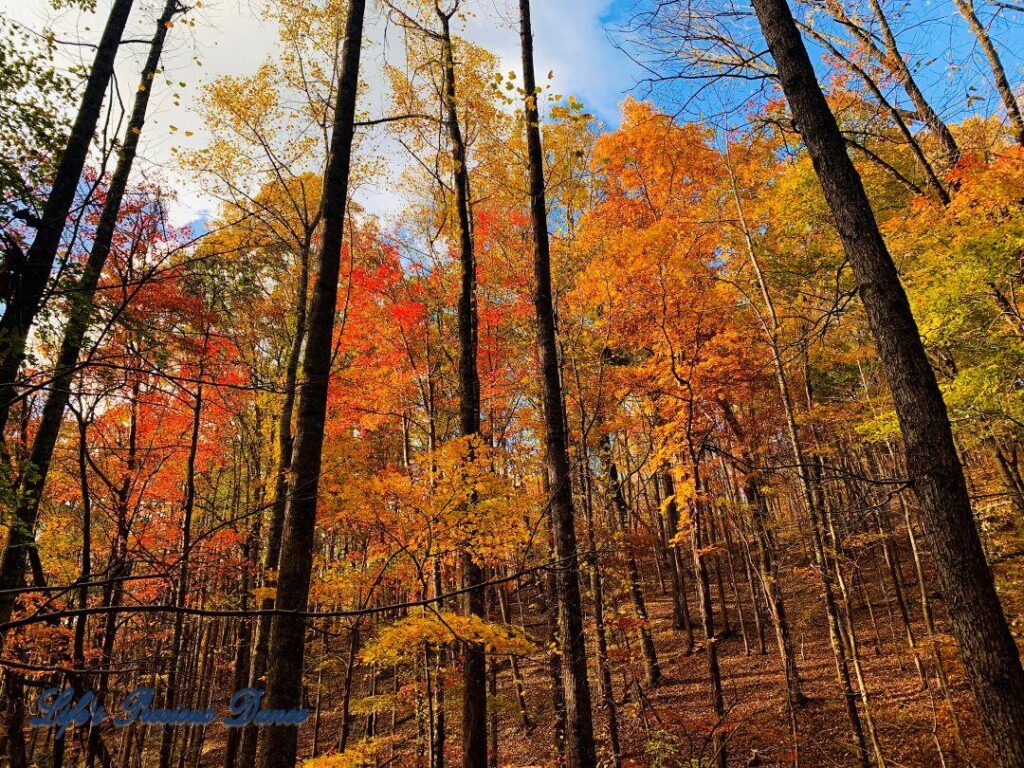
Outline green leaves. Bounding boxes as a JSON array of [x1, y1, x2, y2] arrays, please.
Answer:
[[0, 16, 74, 208]]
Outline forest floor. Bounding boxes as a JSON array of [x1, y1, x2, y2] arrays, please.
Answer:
[[186, 510, 1024, 768], [490, 512, 1024, 767]]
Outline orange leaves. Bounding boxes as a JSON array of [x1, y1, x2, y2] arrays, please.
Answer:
[[572, 101, 767, 462], [387, 299, 426, 331], [590, 97, 721, 225]]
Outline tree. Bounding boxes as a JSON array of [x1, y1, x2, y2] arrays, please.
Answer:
[[256, 0, 367, 766], [518, 2, 597, 767], [747, 0, 1024, 763], [0, 0, 185, 656], [0, 0, 136, 442]]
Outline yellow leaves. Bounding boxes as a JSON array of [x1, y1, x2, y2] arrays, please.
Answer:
[[659, 494, 676, 517], [303, 737, 401, 768], [667, 531, 688, 549], [360, 612, 535, 666], [347, 693, 395, 716], [252, 586, 277, 602]]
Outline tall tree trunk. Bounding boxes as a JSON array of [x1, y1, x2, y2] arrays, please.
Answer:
[[337, 623, 360, 753], [825, 501, 887, 768], [225, 536, 254, 768], [742, 475, 804, 708], [0, 0, 136, 437], [660, 470, 694, 650], [518, 3, 596, 766], [581, 444, 622, 768], [0, 0, 180, 661], [255, 2, 365, 762], [497, 586, 532, 730], [689, 461, 726, 768], [436, 10, 487, 766], [54, 411, 96, 768], [0, 0, 164, 652], [84, 378, 138, 768], [238, 232, 312, 768], [159, 359, 205, 768], [749, 2, 1024, 763], [600, 436, 660, 686]]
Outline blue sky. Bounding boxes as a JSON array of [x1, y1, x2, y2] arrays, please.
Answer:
[[599, 0, 1024, 129]]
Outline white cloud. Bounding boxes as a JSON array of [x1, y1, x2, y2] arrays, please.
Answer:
[[4, 0, 638, 228]]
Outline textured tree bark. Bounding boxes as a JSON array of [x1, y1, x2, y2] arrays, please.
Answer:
[[436, 9, 488, 765], [518, 3, 596, 766], [159, 358, 205, 768], [659, 470, 694, 651], [750, 1, 1024, 764], [255, 1, 366, 765], [0, 0, 136, 437], [238, 229, 312, 768]]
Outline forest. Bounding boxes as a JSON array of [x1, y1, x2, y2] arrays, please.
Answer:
[[2, 0, 1024, 766]]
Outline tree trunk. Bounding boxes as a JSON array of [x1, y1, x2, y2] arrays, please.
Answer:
[[337, 623, 360, 753], [238, 226, 313, 768], [159, 359, 205, 768], [254, 0, 365, 764], [436, 11, 488, 766], [0, 0, 136, 438], [2, 671, 28, 768], [749, 2, 1024, 763], [581, 444, 622, 768], [518, 3, 596, 768], [742, 475, 804, 708], [0, 0, 171, 652], [689, 462, 726, 768], [600, 436, 660, 686], [225, 536, 254, 768], [659, 470, 695, 651]]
